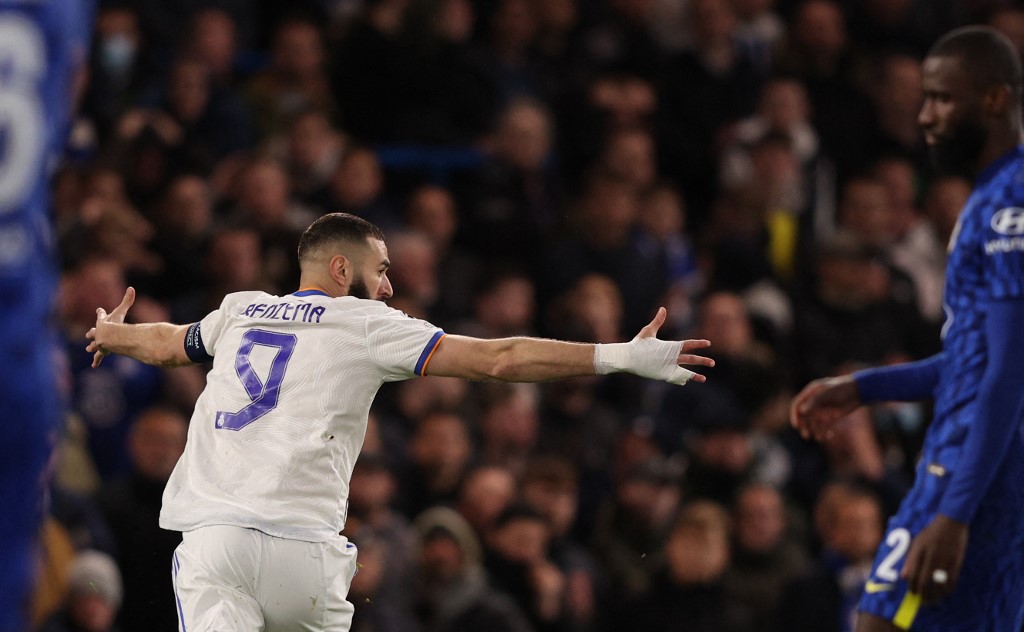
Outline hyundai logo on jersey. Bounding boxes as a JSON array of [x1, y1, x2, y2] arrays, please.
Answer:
[[990, 207, 1024, 235]]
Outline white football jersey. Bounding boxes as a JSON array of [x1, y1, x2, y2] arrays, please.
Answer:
[[160, 290, 444, 542]]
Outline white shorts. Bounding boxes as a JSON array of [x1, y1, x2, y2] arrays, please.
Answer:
[[171, 525, 358, 632]]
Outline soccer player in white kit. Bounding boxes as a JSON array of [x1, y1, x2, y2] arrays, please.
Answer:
[[86, 213, 715, 632]]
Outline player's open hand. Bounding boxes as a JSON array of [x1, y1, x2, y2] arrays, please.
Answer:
[[85, 287, 136, 368], [789, 375, 862, 441], [902, 515, 968, 605], [636, 307, 714, 384]]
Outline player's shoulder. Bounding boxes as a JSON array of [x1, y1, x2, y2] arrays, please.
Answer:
[[218, 290, 278, 311], [989, 149, 1024, 198], [973, 153, 1024, 219], [337, 297, 409, 320], [340, 297, 440, 329]]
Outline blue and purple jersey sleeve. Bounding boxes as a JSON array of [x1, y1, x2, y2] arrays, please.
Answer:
[[853, 354, 946, 403], [938, 298, 1024, 522]]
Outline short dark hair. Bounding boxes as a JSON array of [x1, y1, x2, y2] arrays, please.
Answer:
[[297, 213, 385, 264], [929, 26, 1023, 102]]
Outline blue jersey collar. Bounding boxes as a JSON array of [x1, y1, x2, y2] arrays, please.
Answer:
[[292, 289, 331, 297], [976, 144, 1024, 187]]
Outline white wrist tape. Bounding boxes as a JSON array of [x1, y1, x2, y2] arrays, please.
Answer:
[[594, 338, 696, 385]]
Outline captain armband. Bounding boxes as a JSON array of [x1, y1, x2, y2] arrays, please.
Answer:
[[184, 322, 214, 363]]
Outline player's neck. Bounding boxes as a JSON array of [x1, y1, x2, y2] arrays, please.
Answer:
[[296, 281, 340, 298], [977, 127, 1024, 178]]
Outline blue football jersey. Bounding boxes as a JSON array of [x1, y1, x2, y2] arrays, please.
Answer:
[[0, 3, 93, 632], [0, 0, 92, 343], [859, 146, 1024, 631], [926, 146, 1024, 468]]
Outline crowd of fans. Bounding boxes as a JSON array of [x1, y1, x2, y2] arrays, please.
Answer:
[[35, 0, 1014, 631]]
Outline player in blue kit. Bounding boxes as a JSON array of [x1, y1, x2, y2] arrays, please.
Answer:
[[0, 2, 93, 631], [791, 26, 1024, 632]]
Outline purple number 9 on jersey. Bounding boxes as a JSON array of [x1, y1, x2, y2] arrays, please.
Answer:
[[216, 329, 297, 431]]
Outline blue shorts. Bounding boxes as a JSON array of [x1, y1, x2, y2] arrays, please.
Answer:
[[860, 441, 1024, 631]]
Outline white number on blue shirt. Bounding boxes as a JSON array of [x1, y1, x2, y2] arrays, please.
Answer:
[[0, 14, 46, 213]]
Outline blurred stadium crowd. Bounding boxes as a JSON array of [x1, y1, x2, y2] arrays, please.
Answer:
[[34, 0, 1016, 631]]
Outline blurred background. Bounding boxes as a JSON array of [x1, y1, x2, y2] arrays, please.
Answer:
[[36, 1, 1008, 631]]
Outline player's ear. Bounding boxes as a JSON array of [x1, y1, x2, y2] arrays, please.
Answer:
[[983, 84, 1013, 116], [328, 254, 350, 286]]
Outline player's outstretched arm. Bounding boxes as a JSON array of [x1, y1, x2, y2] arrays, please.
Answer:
[[789, 376, 862, 441], [85, 287, 192, 368], [425, 307, 714, 384]]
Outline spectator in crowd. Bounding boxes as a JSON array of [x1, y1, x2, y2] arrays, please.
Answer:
[[245, 16, 334, 136], [597, 126, 658, 192], [580, 0, 665, 80], [268, 108, 346, 210], [29, 518, 78, 630], [724, 483, 811, 631], [543, 173, 667, 336], [384, 230, 440, 319], [373, 375, 471, 475], [405, 184, 481, 325], [791, 231, 934, 386], [184, 8, 240, 86], [228, 157, 314, 289], [345, 453, 419, 632], [868, 54, 927, 162], [484, 504, 567, 630], [559, 70, 658, 187], [778, 483, 885, 632], [456, 269, 537, 339], [720, 75, 837, 263], [536, 375, 623, 536], [459, 97, 562, 265], [591, 455, 682, 599], [327, 146, 400, 230], [610, 500, 753, 632], [637, 184, 702, 334], [413, 507, 532, 632], [989, 5, 1024, 59], [922, 174, 971, 249], [691, 291, 785, 421], [148, 174, 215, 301], [128, 55, 255, 174], [332, 0, 416, 142], [479, 0, 543, 105], [61, 258, 166, 479], [98, 407, 187, 632], [170, 226, 271, 324], [85, 5, 149, 138], [38, 550, 124, 632], [519, 455, 599, 630], [348, 528, 419, 630], [545, 273, 624, 344], [477, 383, 543, 477], [733, 0, 786, 71], [456, 465, 518, 539], [870, 155, 948, 325], [396, 0, 497, 144], [399, 411, 475, 520], [776, 0, 876, 177], [658, 0, 761, 224]]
